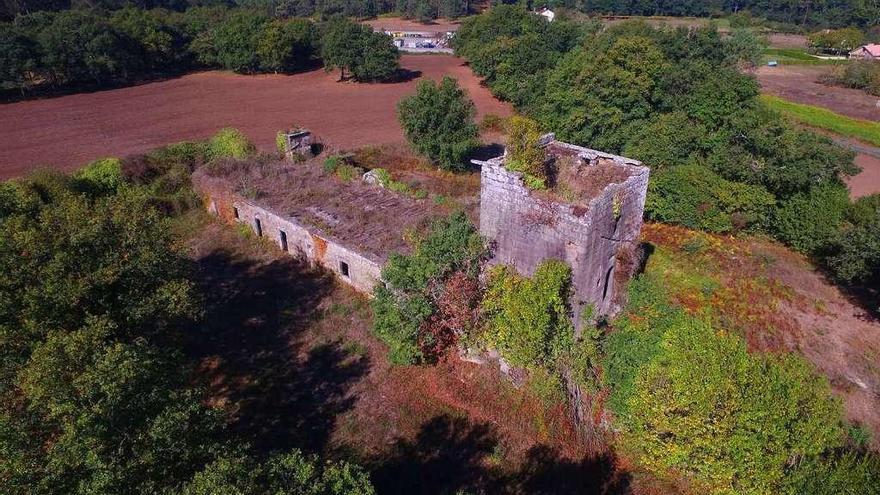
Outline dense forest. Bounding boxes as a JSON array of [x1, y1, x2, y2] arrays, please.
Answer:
[[3, 0, 877, 27], [453, 6, 880, 289], [0, 7, 401, 98]]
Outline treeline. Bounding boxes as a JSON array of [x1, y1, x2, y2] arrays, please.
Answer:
[[529, 0, 879, 29], [0, 131, 376, 494], [454, 6, 879, 288], [0, 7, 400, 98], [1, 0, 470, 22]]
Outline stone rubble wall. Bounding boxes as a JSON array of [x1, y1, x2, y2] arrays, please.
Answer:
[[479, 160, 650, 324], [193, 177, 383, 294]]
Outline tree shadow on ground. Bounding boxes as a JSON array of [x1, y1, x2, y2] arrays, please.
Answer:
[[185, 248, 369, 454], [371, 414, 630, 495]]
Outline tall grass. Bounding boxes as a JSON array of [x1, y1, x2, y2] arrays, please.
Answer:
[[762, 48, 845, 66], [761, 94, 880, 147]]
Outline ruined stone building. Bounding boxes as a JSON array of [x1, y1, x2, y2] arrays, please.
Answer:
[[193, 132, 649, 321], [475, 134, 649, 322]]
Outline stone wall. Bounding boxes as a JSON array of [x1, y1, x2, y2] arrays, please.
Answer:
[[194, 179, 383, 294], [479, 155, 649, 325]]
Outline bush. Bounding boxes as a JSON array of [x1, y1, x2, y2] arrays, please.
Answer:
[[646, 164, 776, 233], [621, 310, 844, 493], [397, 76, 479, 171], [207, 128, 256, 160], [371, 212, 484, 364], [773, 184, 850, 255], [75, 157, 124, 196], [504, 116, 547, 188], [482, 260, 573, 369]]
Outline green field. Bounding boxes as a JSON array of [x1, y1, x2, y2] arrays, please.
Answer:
[[762, 48, 846, 66], [761, 94, 880, 147]]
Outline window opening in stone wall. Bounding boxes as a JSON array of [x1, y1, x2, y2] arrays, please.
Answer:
[[233, 206, 239, 219], [279, 230, 288, 252], [254, 218, 262, 237], [340, 261, 350, 278], [209, 200, 218, 215]]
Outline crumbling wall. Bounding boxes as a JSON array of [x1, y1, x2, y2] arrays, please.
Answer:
[[193, 176, 383, 294], [479, 160, 649, 324]]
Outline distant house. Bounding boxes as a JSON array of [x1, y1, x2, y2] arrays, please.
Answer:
[[535, 7, 555, 22], [849, 44, 880, 60]]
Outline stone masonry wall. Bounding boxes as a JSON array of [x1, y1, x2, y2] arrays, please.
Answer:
[[195, 180, 383, 294], [479, 160, 649, 325]]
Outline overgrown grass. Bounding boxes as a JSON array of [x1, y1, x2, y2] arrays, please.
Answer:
[[762, 48, 845, 66], [761, 94, 880, 146]]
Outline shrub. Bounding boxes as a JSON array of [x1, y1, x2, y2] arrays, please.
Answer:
[[397, 76, 479, 171], [773, 184, 849, 255], [482, 260, 573, 369], [622, 313, 844, 493], [782, 452, 880, 495], [646, 164, 776, 233], [75, 157, 123, 196], [207, 128, 256, 160], [371, 212, 484, 364], [504, 116, 547, 189]]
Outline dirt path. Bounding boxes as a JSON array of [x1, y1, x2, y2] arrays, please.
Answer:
[[755, 65, 880, 122], [0, 55, 512, 179]]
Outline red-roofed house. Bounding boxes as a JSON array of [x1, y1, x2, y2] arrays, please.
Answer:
[[850, 44, 880, 60]]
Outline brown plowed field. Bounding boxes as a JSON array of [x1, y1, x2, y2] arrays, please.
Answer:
[[756, 65, 880, 122], [0, 55, 513, 179], [362, 16, 461, 33]]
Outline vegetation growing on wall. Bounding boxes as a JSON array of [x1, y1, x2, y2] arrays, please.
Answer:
[[371, 211, 484, 364], [503, 116, 547, 189]]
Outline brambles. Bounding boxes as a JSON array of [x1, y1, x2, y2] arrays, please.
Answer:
[[371, 212, 484, 364]]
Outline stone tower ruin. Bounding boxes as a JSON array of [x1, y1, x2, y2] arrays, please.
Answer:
[[475, 134, 650, 325]]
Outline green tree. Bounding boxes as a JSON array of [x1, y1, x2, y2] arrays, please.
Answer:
[[773, 184, 850, 255], [372, 212, 483, 364], [320, 17, 399, 82], [397, 76, 479, 171], [0, 23, 39, 94], [192, 10, 267, 73], [257, 18, 317, 73]]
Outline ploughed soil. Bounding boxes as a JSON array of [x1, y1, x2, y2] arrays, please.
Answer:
[[0, 55, 512, 180], [755, 65, 880, 122], [362, 16, 462, 32], [755, 64, 880, 197], [178, 210, 659, 495], [766, 33, 808, 49]]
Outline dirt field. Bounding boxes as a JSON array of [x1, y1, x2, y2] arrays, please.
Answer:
[[755, 65, 880, 122], [0, 55, 512, 179], [766, 33, 807, 49], [848, 153, 880, 198], [363, 16, 462, 33]]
